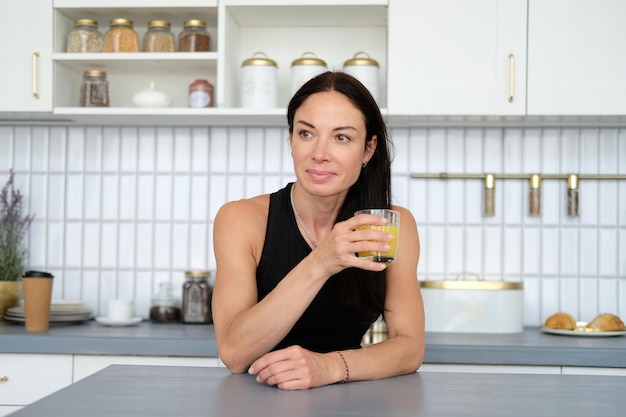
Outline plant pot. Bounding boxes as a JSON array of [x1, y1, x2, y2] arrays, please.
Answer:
[[0, 281, 21, 319]]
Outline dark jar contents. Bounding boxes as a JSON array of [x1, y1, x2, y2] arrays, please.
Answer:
[[80, 70, 109, 107], [182, 270, 212, 324], [150, 282, 180, 323], [178, 19, 210, 52], [188, 79, 214, 108]]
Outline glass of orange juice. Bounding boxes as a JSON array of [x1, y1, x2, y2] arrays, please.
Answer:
[[354, 209, 400, 264]]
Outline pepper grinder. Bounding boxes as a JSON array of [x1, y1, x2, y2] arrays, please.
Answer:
[[483, 173, 496, 216], [529, 174, 542, 216], [567, 174, 579, 217]]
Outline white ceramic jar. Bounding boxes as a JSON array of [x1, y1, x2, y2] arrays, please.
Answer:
[[290, 52, 327, 95], [343, 51, 380, 103], [241, 52, 278, 109]]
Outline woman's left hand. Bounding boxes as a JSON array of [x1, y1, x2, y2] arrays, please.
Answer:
[[247, 345, 340, 390]]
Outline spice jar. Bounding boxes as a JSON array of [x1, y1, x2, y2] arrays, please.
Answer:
[[143, 20, 175, 52], [290, 52, 327, 95], [80, 70, 109, 107], [188, 79, 214, 108], [103, 18, 139, 52], [343, 51, 380, 103], [150, 282, 181, 323], [181, 270, 212, 324], [241, 52, 278, 109], [178, 19, 210, 52], [66, 19, 103, 52]]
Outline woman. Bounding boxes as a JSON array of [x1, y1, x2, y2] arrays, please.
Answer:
[[212, 71, 424, 390]]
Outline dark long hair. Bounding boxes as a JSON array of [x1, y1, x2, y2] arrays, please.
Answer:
[[287, 71, 393, 323]]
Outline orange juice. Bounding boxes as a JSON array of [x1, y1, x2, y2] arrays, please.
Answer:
[[357, 224, 400, 264]]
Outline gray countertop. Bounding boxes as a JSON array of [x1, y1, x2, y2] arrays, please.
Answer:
[[1, 320, 625, 368], [9, 364, 626, 417]]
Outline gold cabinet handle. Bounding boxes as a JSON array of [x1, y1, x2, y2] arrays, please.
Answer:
[[0, 375, 8, 382], [508, 53, 514, 103], [33, 51, 40, 99]]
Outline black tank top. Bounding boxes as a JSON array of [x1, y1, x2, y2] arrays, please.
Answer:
[[256, 183, 370, 352]]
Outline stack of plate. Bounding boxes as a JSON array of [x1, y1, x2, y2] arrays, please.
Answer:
[[4, 300, 93, 325]]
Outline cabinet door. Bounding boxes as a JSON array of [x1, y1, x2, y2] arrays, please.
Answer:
[[528, 0, 626, 115], [0, 354, 73, 406], [388, 0, 527, 115], [0, 0, 52, 112]]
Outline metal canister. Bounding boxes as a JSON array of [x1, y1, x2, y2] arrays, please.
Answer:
[[181, 270, 212, 324], [343, 51, 380, 103], [241, 52, 278, 109], [290, 52, 327, 95]]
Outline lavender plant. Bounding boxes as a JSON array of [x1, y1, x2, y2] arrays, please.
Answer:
[[0, 170, 35, 281]]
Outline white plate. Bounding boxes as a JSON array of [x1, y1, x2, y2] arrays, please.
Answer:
[[95, 316, 142, 327], [540, 325, 626, 337], [51, 299, 86, 313]]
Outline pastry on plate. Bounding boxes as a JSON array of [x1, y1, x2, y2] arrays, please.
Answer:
[[586, 313, 625, 331], [543, 312, 577, 330]]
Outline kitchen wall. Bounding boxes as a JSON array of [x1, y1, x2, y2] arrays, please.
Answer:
[[1, 124, 624, 325]]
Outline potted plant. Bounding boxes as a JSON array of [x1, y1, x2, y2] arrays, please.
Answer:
[[0, 170, 35, 318]]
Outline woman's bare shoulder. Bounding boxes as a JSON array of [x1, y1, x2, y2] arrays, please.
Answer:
[[216, 194, 270, 220]]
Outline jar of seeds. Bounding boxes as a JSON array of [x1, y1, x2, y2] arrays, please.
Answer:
[[66, 19, 103, 52], [143, 20, 175, 52], [103, 18, 139, 52], [178, 19, 210, 52], [80, 70, 109, 107]]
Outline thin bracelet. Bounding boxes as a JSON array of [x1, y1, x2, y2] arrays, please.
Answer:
[[334, 351, 350, 384]]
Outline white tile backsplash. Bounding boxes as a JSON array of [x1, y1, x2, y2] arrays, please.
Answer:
[[1, 125, 624, 324]]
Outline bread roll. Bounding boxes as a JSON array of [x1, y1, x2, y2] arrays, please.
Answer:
[[544, 312, 576, 330], [586, 313, 625, 331]]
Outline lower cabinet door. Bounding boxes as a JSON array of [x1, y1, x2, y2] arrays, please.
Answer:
[[73, 355, 220, 382]]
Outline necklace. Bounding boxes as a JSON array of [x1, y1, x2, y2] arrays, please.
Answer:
[[290, 184, 317, 248]]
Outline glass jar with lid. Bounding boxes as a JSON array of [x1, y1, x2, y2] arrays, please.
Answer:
[[143, 20, 175, 52], [150, 282, 181, 323], [181, 270, 212, 324], [80, 70, 109, 107], [188, 79, 214, 108], [66, 19, 103, 52], [103, 18, 139, 52], [178, 19, 210, 52]]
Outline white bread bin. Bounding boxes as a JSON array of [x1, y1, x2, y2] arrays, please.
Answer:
[[420, 275, 523, 333]]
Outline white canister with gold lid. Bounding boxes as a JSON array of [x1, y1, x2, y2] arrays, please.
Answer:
[[241, 52, 278, 109], [290, 52, 327, 95], [343, 51, 380, 103]]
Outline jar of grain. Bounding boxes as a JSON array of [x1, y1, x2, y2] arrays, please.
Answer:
[[143, 20, 175, 52], [178, 19, 210, 52], [103, 18, 139, 52], [80, 70, 109, 107], [66, 19, 103, 52], [188, 79, 214, 108]]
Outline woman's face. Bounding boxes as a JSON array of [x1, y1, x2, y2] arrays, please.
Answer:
[[289, 90, 377, 197]]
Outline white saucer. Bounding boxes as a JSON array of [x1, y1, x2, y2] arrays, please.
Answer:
[[95, 316, 142, 327]]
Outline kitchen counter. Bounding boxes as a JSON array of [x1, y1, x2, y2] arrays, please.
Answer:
[[9, 364, 626, 417], [1, 321, 625, 368]]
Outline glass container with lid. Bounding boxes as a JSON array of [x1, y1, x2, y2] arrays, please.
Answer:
[[290, 52, 327, 95], [150, 282, 181, 323], [178, 19, 210, 52], [188, 79, 214, 108], [181, 270, 212, 324], [67, 19, 103, 52], [143, 20, 175, 52], [103, 18, 139, 52], [80, 70, 109, 107]]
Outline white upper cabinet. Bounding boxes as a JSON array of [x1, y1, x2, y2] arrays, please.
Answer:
[[387, 0, 527, 116], [527, 0, 626, 115], [0, 0, 52, 112]]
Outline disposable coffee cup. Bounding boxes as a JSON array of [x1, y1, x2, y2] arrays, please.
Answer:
[[107, 299, 134, 322], [22, 271, 54, 332], [354, 209, 401, 264]]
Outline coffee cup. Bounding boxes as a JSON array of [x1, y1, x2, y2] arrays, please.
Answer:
[[107, 299, 134, 322], [22, 271, 54, 332]]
